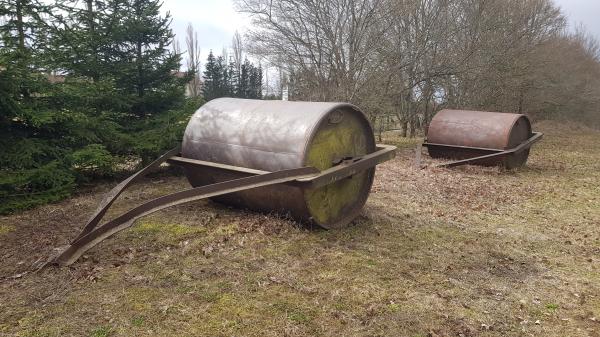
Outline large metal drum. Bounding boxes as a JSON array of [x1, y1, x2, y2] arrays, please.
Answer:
[[426, 109, 533, 169], [181, 98, 376, 229]]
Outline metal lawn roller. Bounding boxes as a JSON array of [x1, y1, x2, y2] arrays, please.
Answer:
[[423, 109, 543, 169], [50, 98, 397, 266]]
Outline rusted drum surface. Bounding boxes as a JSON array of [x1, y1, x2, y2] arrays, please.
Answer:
[[181, 98, 376, 229], [426, 109, 532, 169]]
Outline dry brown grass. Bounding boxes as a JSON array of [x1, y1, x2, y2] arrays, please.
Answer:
[[1, 120, 599, 337]]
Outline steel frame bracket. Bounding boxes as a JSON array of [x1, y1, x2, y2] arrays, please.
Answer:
[[45, 144, 397, 267], [422, 132, 543, 168], [169, 145, 396, 188]]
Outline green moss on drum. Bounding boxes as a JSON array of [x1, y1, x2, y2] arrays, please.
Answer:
[[304, 111, 372, 226]]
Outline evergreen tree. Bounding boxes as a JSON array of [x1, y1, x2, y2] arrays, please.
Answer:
[[202, 52, 263, 100], [202, 51, 220, 101], [245, 62, 262, 99], [48, 0, 190, 114], [109, 0, 187, 116], [47, 0, 113, 81], [252, 64, 263, 99], [238, 59, 250, 98], [203, 52, 233, 100], [0, 0, 50, 98], [227, 57, 238, 97], [0, 0, 192, 213], [0, 0, 78, 213]]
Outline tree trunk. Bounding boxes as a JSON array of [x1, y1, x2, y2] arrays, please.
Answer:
[[409, 115, 416, 138], [87, 0, 99, 82], [377, 116, 383, 142], [16, 0, 25, 52], [518, 90, 524, 114], [137, 40, 143, 98], [15, 0, 29, 99]]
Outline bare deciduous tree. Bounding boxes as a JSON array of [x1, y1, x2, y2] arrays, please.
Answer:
[[186, 23, 201, 97], [172, 38, 181, 71], [236, 0, 600, 132], [232, 30, 243, 77], [236, 0, 384, 102]]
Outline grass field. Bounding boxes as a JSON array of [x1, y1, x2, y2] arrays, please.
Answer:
[[1, 120, 599, 337]]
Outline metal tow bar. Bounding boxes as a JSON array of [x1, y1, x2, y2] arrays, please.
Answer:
[[422, 132, 543, 168], [46, 145, 396, 267]]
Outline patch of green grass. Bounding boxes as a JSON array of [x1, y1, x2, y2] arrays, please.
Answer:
[[90, 326, 111, 337], [288, 311, 310, 323], [546, 303, 559, 311], [198, 290, 222, 303], [388, 302, 401, 312], [180, 292, 268, 334], [14, 312, 64, 337], [131, 316, 144, 327], [273, 301, 313, 324], [132, 221, 204, 237], [213, 223, 238, 236], [123, 287, 158, 312], [333, 302, 348, 311], [0, 224, 14, 235]]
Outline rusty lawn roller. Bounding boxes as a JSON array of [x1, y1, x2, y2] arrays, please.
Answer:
[[423, 109, 543, 169], [48, 98, 397, 266]]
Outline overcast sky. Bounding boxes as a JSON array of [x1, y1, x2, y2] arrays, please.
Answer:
[[161, 0, 600, 65], [161, 0, 250, 63], [554, 0, 600, 37]]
